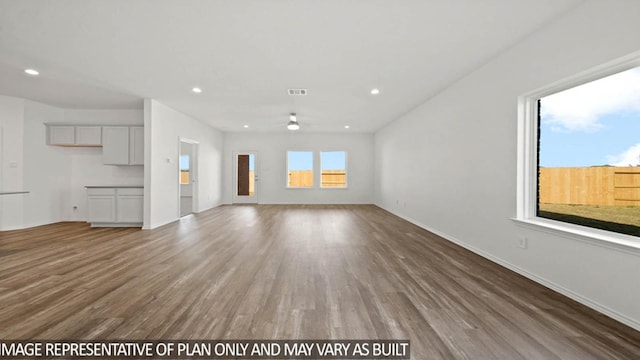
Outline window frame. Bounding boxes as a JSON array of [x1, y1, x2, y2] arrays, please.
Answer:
[[320, 151, 348, 189], [286, 150, 314, 189], [514, 52, 640, 252]]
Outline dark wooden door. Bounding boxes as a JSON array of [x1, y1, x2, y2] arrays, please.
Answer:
[[237, 155, 250, 196]]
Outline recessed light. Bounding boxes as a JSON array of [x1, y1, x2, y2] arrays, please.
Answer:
[[192, 87, 202, 93], [25, 69, 39, 76], [370, 88, 380, 95], [344, 125, 350, 129], [243, 125, 249, 128]]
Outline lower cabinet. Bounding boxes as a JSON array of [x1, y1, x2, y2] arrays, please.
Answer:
[[87, 187, 143, 227]]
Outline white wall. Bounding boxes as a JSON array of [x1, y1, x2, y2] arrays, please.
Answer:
[[23, 100, 69, 227], [374, 0, 640, 330], [0, 96, 26, 229], [223, 132, 374, 204], [144, 99, 223, 229]]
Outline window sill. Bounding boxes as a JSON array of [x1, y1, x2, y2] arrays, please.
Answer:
[[511, 217, 640, 254]]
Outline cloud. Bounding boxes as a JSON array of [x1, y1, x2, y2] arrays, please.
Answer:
[[540, 67, 640, 132], [607, 143, 640, 166]]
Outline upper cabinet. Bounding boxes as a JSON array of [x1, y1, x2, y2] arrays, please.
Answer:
[[45, 124, 143, 166], [103, 126, 144, 166], [47, 125, 102, 146], [75, 126, 102, 145], [102, 126, 129, 164], [129, 126, 144, 165]]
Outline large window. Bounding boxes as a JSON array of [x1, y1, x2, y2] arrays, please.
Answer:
[[287, 151, 313, 188], [527, 64, 640, 238], [320, 151, 347, 188]]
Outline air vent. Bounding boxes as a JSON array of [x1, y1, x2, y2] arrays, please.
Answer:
[[288, 89, 308, 96]]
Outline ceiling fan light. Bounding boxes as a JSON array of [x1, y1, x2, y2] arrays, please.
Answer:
[[287, 120, 300, 131], [289, 113, 297, 121]]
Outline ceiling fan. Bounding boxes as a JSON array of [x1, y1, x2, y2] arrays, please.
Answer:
[[287, 113, 300, 131]]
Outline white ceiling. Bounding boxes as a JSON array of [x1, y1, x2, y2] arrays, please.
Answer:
[[0, 0, 582, 132]]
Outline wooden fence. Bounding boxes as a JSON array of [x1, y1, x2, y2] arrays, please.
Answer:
[[539, 167, 640, 206], [288, 170, 346, 188], [180, 170, 189, 184]]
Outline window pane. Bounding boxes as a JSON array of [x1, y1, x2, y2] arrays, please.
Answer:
[[538, 66, 640, 237], [288, 151, 313, 187], [180, 155, 190, 184], [321, 151, 347, 188]]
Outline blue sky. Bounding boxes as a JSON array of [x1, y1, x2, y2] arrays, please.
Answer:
[[180, 155, 190, 170], [539, 66, 640, 167], [288, 151, 346, 171]]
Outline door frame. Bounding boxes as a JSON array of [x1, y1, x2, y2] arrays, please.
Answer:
[[232, 151, 258, 204], [178, 137, 199, 217]]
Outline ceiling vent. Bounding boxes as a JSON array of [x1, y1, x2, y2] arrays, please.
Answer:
[[287, 89, 308, 96]]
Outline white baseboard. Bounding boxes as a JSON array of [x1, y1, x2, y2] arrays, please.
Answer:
[[0, 218, 63, 231], [375, 203, 640, 332]]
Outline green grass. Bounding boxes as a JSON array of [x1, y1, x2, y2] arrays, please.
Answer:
[[538, 203, 640, 237]]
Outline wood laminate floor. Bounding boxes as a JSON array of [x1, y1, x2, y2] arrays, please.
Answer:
[[0, 205, 639, 359]]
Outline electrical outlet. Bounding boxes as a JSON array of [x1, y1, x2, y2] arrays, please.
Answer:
[[518, 236, 528, 249]]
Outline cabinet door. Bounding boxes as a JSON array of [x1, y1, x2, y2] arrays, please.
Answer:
[[48, 126, 75, 145], [116, 195, 144, 223], [88, 196, 116, 223], [103, 126, 130, 165], [129, 126, 144, 165], [75, 126, 102, 146]]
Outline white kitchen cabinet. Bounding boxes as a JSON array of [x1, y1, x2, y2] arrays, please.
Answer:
[[86, 187, 143, 227], [116, 188, 144, 223], [75, 126, 102, 145], [87, 188, 117, 223], [129, 126, 144, 165], [48, 125, 75, 145], [102, 126, 130, 165], [103, 126, 144, 165], [47, 125, 102, 146], [45, 124, 142, 163]]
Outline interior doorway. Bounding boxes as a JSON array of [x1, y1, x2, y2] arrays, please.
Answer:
[[233, 152, 258, 204], [179, 139, 199, 217]]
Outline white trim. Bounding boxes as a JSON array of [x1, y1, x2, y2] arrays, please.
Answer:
[[516, 51, 640, 246], [512, 218, 640, 255], [0, 219, 53, 231], [377, 203, 640, 332]]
